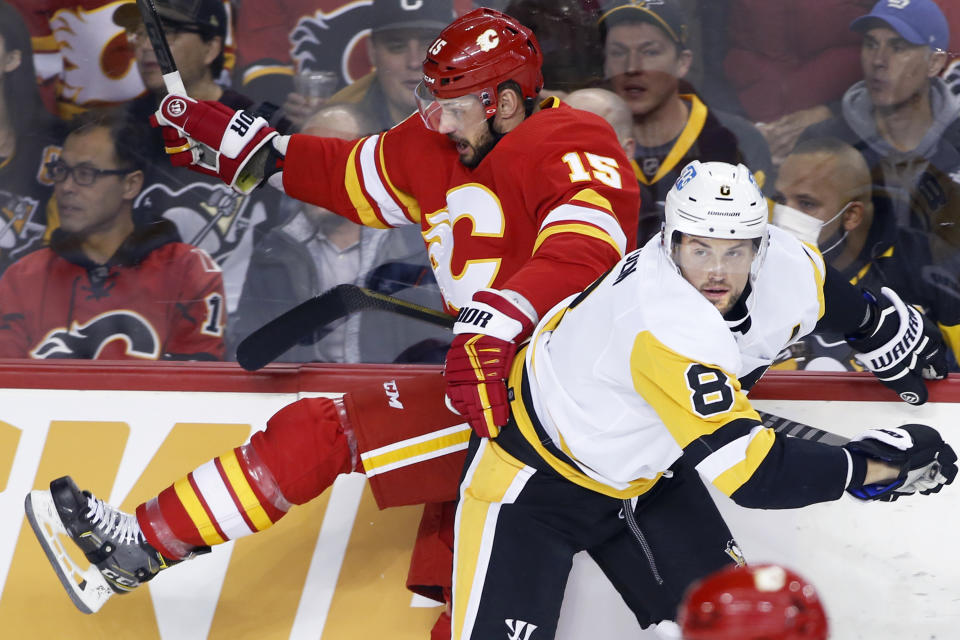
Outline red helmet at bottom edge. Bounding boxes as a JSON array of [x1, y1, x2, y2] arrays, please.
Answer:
[[678, 564, 829, 640]]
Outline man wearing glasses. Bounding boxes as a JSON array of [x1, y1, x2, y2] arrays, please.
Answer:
[[0, 110, 226, 360]]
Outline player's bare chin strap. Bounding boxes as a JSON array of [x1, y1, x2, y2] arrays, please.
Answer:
[[136, 397, 359, 559]]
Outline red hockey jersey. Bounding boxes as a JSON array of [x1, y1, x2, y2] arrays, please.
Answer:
[[0, 224, 226, 360], [282, 98, 640, 316]]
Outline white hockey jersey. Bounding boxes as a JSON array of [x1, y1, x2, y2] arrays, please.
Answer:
[[510, 225, 826, 498]]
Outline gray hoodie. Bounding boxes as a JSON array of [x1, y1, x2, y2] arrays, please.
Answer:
[[800, 78, 960, 238]]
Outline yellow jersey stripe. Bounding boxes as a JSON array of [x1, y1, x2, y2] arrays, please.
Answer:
[[31, 35, 59, 52], [242, 65, 294, 84], [174, 477, 225, 546], [378, 136, 421, 224], [629, 331, 758, 448], [569, 188, 613, 212], [634, 94, 708, 186], [362, 425, 471, 475], [344, 138, 389, 228], [938, 322, 960, 364], [533, 223, 623, 256], [850, 246, 895, 285], [219, 449, 274, 532], [800, 241, 827, 321], [710, 428, 777, 496], [509, 350, 661, 498], [453, 439, 534, 639]]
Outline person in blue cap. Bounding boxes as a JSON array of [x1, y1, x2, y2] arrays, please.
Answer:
[[797, 0, 960, 263]]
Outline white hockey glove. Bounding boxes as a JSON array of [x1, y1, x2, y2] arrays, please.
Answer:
[[844, 424, 957, 501], [845, 287, 948, 405]]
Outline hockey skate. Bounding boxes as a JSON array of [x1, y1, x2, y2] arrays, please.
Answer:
[[25, 476, 177, 613]]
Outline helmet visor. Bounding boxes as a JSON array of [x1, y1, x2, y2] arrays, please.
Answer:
[[415, 81, 488, 132]]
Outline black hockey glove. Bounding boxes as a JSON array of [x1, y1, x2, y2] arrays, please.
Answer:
[[844, 424, 957, 501], [845, 287, 948, 405]]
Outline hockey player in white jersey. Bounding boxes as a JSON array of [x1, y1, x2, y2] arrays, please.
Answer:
[[450, 161, 957, 640]]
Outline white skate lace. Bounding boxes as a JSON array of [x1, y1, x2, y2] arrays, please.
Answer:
[[85, 495, 145, 545]]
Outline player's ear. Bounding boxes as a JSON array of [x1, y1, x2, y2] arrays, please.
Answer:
[[497, 85, 523, 120]]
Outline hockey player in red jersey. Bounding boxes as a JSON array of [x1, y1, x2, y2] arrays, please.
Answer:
[[24, 8, 638, 638]]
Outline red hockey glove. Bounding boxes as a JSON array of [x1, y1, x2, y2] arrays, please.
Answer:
[[444, 289, 537, 438], [150, 94, 279, 194]]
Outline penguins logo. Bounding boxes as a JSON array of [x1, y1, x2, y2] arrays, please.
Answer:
[[724, 539, 746, 567], [30, 311, 160, 359]]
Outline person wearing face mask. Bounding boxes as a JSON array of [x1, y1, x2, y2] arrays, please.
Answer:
[[772, 136, 960, 371]]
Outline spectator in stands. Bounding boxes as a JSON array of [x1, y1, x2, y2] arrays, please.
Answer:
[[599, 0, 773, 243], [565, 87, 637, 163], [717, 0, 960, 166], [771, 137, 960, 371], [114, 0, 228, 103], [309, 0, 454, 132], [115, 0, 289, 326], [231, 103, 447, 363], [503, 0, 604, 98], [798, 0, 960, 257], [238, 0, 470, 131], [714, 0, 872, 164], [0, 1, 63, 276], [0, 110, 225, 360]]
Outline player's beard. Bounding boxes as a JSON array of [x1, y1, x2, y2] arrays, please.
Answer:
[[449, 127, 497, 169]]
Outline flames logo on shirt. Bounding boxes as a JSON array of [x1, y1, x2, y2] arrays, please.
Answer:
[[30, 311, 160, 360], [290, 3, 376, 83], [49, 5, 144, 107]]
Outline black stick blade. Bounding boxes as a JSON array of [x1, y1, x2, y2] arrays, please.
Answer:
[[236, 286, 349, 371], [235, 284, 453, 371]]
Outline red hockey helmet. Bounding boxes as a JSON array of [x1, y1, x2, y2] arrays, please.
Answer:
[[417, 7, 543, 129], [678, 564, 829, 640]]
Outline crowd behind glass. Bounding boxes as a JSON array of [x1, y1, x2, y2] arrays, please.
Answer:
[[1, 0, 959, 371]]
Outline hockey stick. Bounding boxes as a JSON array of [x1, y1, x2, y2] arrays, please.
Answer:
[[757, 410, 849, 445], [235, 283, 453, 371], [135, 0, 187, 95], [135, 0, 218, 167], [235, 280, 851, 446]]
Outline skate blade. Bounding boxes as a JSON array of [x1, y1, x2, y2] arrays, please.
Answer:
[[24, 490, 114, 614]]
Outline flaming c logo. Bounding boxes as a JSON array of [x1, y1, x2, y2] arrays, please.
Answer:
[[476, 29, 499, 52]]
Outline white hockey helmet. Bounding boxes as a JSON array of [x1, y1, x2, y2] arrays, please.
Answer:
[[663, 160, 769, 281]]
